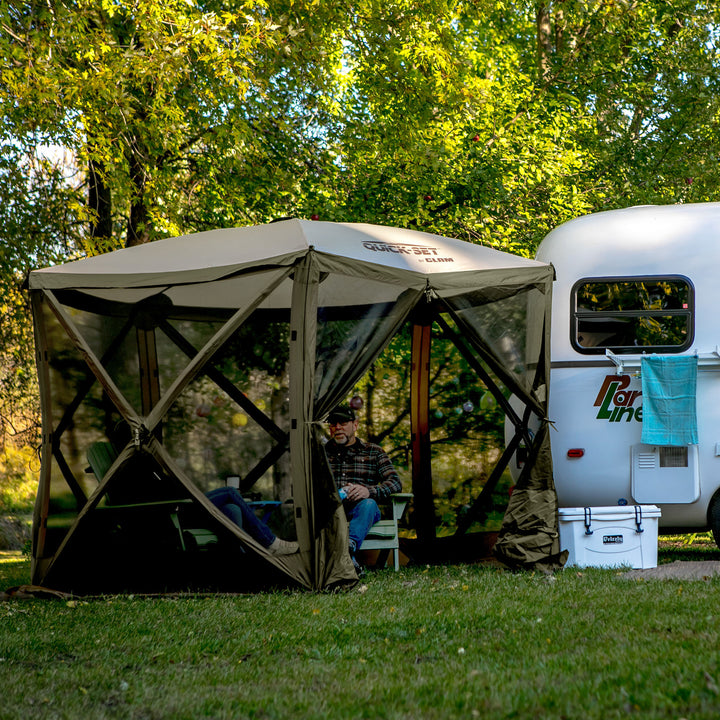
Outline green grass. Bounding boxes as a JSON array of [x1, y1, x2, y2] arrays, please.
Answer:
[[2, 542, 720, 719]]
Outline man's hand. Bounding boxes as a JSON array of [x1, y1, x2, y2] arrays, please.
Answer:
[[343, 483, 370, 502]]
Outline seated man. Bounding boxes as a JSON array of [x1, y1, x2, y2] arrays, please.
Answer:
[[324, 405, 402, 573], [206, 487, 298, 556]]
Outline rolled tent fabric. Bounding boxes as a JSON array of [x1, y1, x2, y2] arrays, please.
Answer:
[[641, 355, 698, 446]]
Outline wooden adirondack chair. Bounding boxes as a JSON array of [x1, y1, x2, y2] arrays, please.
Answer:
[[359, 493, 413, 571]]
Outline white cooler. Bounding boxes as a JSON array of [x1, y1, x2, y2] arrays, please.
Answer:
[[558, 505, 661, 569]]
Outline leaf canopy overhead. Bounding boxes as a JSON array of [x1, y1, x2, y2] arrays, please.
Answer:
[[3, 0, 720, 436]]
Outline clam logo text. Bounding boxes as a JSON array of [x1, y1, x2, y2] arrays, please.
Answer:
[[362, 241, 454, 263], [593, 375, 642, 423]]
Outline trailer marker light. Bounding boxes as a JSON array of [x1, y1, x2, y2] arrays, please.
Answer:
[[567, 448, 585, 458]]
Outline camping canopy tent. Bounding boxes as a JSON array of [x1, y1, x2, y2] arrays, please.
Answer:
[[28, 220, 561, 593]]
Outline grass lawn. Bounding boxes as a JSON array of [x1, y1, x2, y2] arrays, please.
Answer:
[[2, 539, 720, 719]]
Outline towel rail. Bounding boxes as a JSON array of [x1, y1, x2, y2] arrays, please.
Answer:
[[606, 348, 720, 375]]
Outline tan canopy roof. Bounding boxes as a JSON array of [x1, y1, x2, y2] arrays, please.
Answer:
[[29, 220, 548, 293]]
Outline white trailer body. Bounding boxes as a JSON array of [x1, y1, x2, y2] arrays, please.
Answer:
[[529, 203, 720, 536]]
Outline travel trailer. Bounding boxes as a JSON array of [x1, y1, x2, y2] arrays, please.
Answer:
[[514, 203, 720, 546]]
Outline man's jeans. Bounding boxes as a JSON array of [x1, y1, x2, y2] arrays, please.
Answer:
[[206, 487, 276, 548], [346, 498, 381, 553]]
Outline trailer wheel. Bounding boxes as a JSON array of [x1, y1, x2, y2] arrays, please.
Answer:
[[710, 496, 720, 550]]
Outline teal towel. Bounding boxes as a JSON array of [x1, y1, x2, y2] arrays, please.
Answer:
[[641, 355, 698, 446]]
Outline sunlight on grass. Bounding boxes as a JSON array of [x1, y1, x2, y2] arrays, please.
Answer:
[[661, 531, 714, 546], [658, 532, 720, 563], [0, 551, 30, 587]]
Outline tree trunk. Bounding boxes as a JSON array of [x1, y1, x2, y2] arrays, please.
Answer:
[[536, 1, 553, 83], [125, 135, 151, 247], [88, 157, 112, 245]]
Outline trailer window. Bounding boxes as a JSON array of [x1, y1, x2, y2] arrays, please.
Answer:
[[572, 277, 693, 354]]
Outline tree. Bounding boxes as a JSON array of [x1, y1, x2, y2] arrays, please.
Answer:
[[1, 0, 354, 248], [5, 1, 720, 254], [2, 1, 267, 247], [299, 1, 597, 255], [534, 0, 720, 207]]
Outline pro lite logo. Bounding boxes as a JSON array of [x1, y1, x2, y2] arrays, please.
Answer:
[[362, 241, 455, 263], [593, 375, 643, 423]]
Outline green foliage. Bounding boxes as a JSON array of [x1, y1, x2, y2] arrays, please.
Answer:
[[0, 143, 85, 449], [0, 0, 349, 242], [536, 0, 720, 208], [6, 1, 719, 257], [316, 2, 591, 253], [0, 444, 38, 513]]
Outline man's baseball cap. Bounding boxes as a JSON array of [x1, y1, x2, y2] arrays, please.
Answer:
[[327, 406, 356, 424]]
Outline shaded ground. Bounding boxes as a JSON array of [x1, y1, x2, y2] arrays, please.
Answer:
[[3, 528, 720, 586]]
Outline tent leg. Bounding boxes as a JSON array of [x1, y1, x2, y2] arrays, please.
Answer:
[[410, 322, 435, 543]]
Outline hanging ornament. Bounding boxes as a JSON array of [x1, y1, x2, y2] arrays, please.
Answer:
[[195, 403, 212, 418], [256, 399, 266, 411], [350, 395, 364, 410], [455, 407, 463, 415], [434, 409, 444, 419], [231, 412, 248, 428], [462, 400, 474, 413]]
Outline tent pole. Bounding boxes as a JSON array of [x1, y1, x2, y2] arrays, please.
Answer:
[[43, 290, 140, 424], [136, 328, 161, 418], [410, 321, 435, 543], [144, 268, 292, 436], [288, 253, 318, 582], [30, 291, 54, 581], [453, 429, 523, 536], [240, 438, 290, 493], [52, 315, 136, 441]]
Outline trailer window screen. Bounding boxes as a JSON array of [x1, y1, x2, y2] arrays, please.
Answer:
[[572, 277, 693, 353]]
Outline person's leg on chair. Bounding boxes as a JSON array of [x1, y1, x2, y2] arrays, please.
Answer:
[[346, 498, 380, 568], [206, 487, 297, 555]]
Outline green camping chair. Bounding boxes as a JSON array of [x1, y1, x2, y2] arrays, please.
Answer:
[[86, 441, 119, 485], [85, 441, 217, 552]]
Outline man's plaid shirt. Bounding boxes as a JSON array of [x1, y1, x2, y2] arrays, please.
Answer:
[[325, 437, 402, 501]]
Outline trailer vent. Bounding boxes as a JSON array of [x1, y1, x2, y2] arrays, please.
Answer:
[[636, 453, 657, 470], [659, 446, 688, 468]]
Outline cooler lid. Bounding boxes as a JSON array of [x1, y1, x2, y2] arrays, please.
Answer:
[[559, 505, 661, 521]]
